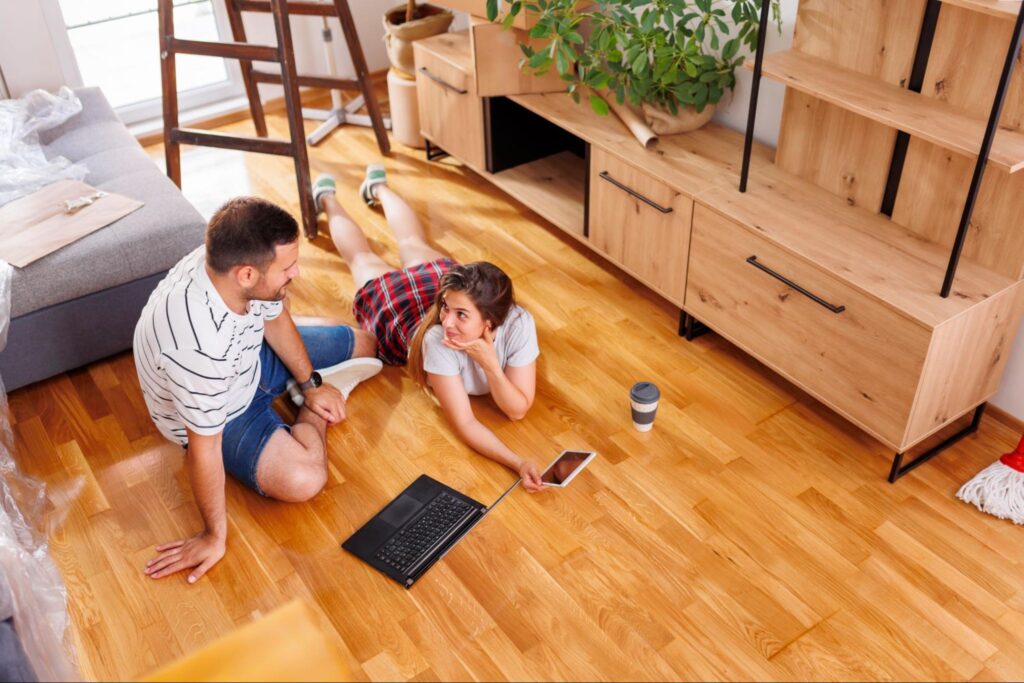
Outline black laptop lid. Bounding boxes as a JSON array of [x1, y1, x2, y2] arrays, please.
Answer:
[[342, 474, 486, 587]]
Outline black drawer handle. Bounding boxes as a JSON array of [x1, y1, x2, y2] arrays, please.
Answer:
[[418, 67, 468, 94], [746, 255, 846, 314], [598, 171, 673, 214]]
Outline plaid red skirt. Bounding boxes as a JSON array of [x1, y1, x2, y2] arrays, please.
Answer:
[[352, 258, 456, 366]]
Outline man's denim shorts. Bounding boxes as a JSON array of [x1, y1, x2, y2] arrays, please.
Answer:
[[220, 325, 355, 494]]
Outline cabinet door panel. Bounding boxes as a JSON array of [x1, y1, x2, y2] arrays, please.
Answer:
[[588, 147, 692, 305], [414, 34, 485, 169]]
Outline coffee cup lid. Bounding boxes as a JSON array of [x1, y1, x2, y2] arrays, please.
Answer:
[[630, 381, 660, 403]]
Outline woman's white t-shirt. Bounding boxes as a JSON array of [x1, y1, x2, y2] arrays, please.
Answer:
[[422, 305, 539, 395]]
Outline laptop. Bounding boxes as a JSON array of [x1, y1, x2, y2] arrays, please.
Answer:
[[341, 474, 518, 588], [343, 451, 597, 588]]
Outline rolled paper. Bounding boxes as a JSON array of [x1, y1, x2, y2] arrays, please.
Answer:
[[595, 90, 659, 150]]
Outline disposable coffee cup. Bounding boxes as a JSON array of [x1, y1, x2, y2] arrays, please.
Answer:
[[630, 382, 660, 432]]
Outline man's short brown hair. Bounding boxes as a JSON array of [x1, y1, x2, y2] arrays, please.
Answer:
[[205, 197, 299, 273]]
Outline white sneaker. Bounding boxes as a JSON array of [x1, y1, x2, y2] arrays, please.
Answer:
[[322, 357, 384, 399], [287, 357, 384, 406]]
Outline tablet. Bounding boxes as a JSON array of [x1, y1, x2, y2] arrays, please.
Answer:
[[540, 450, 597, 487]]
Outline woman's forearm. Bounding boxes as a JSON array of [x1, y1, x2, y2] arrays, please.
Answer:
[[453, 417, 524, 473], [483, 366, 530, 420]]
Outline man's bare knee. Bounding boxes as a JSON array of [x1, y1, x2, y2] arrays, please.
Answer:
[[352, 329, 378, 358], [257, 431, 327, 502], [272, 465, 327, 503]]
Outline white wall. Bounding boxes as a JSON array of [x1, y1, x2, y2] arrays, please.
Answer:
[[0, 1, 71, 96], [712, 1, 798, 149], [993, 328, 1024, 419]]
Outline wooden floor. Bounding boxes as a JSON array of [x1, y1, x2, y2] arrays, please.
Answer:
[[8, 107, 1024, 682]]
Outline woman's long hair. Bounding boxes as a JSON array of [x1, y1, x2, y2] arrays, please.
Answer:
[[408, 261, 516, 387]]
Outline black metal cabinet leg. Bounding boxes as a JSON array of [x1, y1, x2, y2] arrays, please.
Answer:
[[888, 404, 986, 482], [679, 311, 710, 342], [424, 139, 448, 162]]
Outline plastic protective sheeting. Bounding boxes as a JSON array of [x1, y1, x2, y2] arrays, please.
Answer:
[[0, 261, 9, 351], [0, 261, 80, 680], [0, 87, 86, 207]]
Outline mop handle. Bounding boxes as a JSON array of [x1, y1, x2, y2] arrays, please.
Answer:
[[999, 434, 1024, 472]]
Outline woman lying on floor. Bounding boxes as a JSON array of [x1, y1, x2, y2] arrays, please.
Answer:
[[313, 165, 544, 491]]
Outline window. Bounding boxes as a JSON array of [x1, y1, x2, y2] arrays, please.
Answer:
[[54, 0, 242, 123]]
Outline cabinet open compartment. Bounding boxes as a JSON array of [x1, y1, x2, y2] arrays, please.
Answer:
[[482, 96, 589, 238]]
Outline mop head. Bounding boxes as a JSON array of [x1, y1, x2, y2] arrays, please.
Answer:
[[957, 435, 1024, 525]]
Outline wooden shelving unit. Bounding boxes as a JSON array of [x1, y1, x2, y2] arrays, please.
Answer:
[[734, 0, 1024, 479], [749, 49, 1024, 173]]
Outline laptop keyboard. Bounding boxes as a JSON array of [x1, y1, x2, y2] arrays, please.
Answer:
[[375, 492, 477, 574]]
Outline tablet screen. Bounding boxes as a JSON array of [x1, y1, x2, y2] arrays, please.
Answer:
[[541, 451, 593, 486]]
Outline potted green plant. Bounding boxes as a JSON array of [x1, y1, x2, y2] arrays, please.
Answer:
[[486, 0, 782, 133]]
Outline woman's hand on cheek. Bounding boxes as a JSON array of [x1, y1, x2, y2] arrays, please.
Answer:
[[443, 327, 499, 370]]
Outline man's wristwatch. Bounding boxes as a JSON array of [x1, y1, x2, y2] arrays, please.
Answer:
[[297, 371, 322, 392]]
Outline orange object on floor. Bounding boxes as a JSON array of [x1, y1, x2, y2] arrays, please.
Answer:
[[139, 600, 353, 682]]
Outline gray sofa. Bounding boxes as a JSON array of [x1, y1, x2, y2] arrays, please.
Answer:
[[0, 87, 206, 390]]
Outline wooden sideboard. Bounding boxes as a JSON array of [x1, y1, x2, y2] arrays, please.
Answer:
[[412, 1, 1024, 478]]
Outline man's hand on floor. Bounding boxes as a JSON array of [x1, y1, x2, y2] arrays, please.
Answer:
[[144, 530, 225, 583]]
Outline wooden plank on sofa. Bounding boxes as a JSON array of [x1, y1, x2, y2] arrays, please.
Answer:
[[0, 180, 143, 267]]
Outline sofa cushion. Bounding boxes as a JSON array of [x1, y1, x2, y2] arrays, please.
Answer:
[[38, 88, 139, 156], [10, 88, 206, 318]]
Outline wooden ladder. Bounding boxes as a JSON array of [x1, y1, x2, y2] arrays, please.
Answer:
[[158, 0, 390, 239]]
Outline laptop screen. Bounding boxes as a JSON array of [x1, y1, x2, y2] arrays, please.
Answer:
[[541, 451, 592, 486]]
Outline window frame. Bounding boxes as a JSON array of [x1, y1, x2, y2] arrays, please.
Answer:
[[43, 0, 246, 125]]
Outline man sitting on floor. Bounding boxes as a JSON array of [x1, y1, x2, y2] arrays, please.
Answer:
[[133, 197, 381, 583]]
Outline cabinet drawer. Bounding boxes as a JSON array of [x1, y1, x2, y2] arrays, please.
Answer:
[[685, 205, 931, 448], [413, 33, 485, 169], [588, 147, 692, 306], [469, 18, 565, 97]]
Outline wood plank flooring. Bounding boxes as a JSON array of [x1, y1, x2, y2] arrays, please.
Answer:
[[7, 108, 1024, 681]]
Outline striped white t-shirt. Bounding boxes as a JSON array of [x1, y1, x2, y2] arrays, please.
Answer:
[[133, 246, 283, 445]]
